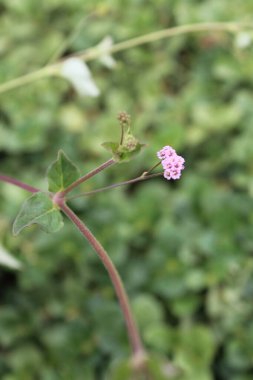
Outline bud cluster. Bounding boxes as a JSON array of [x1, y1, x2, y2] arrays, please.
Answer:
[[157, 146, 185, 180], [117, 111, 131, 125]]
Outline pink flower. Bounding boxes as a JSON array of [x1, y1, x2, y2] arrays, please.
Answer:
[[157, 146, 185, 180], [157, 145, 175, 160]]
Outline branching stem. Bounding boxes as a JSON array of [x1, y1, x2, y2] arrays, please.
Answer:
[[0, 21, 248, 94]]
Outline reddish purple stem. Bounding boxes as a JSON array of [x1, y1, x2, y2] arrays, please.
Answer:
[[61, 158, 115, 196], [0, 174, 39, 193], [58, 199, 145, 357]]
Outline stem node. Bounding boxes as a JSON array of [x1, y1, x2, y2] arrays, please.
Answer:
[[52, 191, 65, 207]]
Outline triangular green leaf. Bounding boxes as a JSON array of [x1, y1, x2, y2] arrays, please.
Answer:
[[101, 141, 122, 162], [101, 141, 119, 153], [13, 192, 64, 235], [47, 150, 80, 192]]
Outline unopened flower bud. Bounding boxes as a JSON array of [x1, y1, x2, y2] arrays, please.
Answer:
[[117, 111, 131, 125]]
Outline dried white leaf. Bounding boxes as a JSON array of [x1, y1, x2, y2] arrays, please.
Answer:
[[60, 57, 100, 97], [0, 244, 22, 270], [235, 32, 252, 49], [97, 36, 116, 69]]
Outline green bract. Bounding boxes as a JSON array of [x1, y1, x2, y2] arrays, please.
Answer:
[[47, 150, 80, 192], [13, 192, 63, 235], [102, 132, 145, 162]]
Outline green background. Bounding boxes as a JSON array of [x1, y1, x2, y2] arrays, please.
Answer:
[[1, 0, 253, 379]]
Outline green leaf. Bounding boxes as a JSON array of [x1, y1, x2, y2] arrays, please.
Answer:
[[47, 150, 80, 192], [13, 192, 64, 235], [174, 325, 215, 376], [107, 356, 179, 380], [101, 142, 119, 154], [106, 358, 132, 380]]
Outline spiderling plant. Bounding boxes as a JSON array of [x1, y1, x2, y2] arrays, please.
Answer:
[[0, 112, 185, 380]]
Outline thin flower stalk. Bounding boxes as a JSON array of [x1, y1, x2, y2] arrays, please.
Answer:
[[67, 172, 163, 200]]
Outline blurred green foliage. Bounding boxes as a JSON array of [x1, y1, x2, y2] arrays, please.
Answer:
[[1, 0, 253, 379]]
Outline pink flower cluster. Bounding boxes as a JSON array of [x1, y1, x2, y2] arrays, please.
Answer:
[[157, 146, 185, 180]]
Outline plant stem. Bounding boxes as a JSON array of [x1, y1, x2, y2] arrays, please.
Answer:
[[0, 21, 247, 94], [144, 161, 162, 175], [0, 65, 58, 95], [0, 174, 39, 193], [120, 124, 124, 145], [67, 172, 163, 200], [61, 158, 115, 196], [58, 199, 145, 357], [80, 21, 242, 62]]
